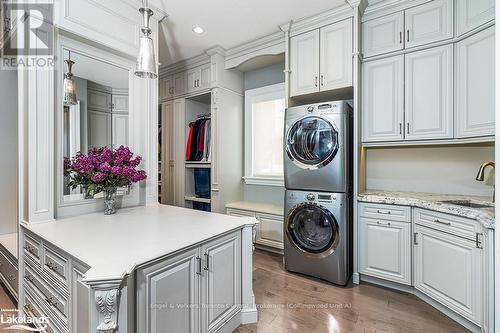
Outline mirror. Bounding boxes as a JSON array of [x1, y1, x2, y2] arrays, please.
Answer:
[[61, 49, 130, 202]]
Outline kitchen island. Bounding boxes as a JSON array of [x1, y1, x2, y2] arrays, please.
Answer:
[[20, 205, 258, 333]]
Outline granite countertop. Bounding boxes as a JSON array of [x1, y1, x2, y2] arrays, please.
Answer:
[[24, 205, 258, 283], [358, 190, 495, 229]]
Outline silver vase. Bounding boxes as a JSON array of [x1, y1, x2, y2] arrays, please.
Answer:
[[103, 188, 117, 215]]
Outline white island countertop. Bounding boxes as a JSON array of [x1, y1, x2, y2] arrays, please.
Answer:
[[23, 205, 258, 283]]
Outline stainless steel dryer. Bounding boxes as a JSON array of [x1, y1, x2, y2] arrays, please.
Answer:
[[284, 101, 352, 193], [284, 190, 352, 285]]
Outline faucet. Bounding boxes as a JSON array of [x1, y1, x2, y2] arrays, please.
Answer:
[[476, 161, 495, 202]]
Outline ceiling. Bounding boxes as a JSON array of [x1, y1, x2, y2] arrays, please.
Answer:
[[152, 0, 348, 67]]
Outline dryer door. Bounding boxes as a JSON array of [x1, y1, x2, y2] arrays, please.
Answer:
[[286, 203, 339, 258], [286, 116, 339, 170]]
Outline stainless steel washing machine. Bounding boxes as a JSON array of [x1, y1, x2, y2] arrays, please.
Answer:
[[284, 101, 352, 193], [284, 190, 352, 285]]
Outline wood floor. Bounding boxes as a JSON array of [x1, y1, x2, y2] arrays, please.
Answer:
[[0, 251, 468, 333], [235, 250, 469, 333]]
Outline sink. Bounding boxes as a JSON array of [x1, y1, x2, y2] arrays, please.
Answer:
[[439, 200, 493, 209]]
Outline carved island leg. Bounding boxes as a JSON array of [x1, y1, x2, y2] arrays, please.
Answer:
[[240, 224, 258, 324], [94, 288, 120, 333]]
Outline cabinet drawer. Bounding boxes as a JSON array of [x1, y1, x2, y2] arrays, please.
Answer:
[[0, 248, 18, 295], [24, 265, 69, 326], [24, 287, 63, 333], [226, 208, 255, 218], [413, 208, 477, 240], [359, 203, 411, 222], [24, 233, 42, 266], [43, 245, 69, 289]]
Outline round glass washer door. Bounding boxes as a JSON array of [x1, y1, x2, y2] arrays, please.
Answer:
[[286, 116, 339, 170], [286, 203, 339, 256]]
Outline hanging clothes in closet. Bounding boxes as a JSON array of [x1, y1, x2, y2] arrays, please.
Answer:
[[186, 116, 211, 161]]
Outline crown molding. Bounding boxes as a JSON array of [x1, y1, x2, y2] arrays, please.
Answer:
[[362, 0, 431, 21]]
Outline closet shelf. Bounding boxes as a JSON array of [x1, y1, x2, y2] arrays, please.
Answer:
[[185, 161, 211, 169], [184, 195, 211, 204]]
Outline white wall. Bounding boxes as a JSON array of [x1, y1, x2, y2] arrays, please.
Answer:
[[243, 60, 285, 206], [366, 145, 495, 197], [0, 69, 18, 234]]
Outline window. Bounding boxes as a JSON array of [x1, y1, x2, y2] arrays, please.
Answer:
[[244, 83, 285, 186]]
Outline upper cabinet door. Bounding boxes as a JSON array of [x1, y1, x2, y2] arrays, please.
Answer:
[[199, 64, 212, 90], [455, 26, 495, 138], [112, 94, 129, 113], [320, 18, 353, 91], [404, 0, 453, 49], [173, 72, 186, 96], [362, 55, 404, 142], [290, 30, 320, 97], [405, 45, 453, 140], [362, 12, 404, 58], [88, 89, 111, 112], [186, 68, 200, 93], [456, 0, 495, 36]]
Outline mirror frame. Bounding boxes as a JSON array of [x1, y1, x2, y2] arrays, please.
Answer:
[[55, 32, 136, 217]]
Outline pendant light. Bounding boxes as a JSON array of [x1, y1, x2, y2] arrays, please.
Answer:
[[63, 51, 77, 106], [134, 0, 157, 79]]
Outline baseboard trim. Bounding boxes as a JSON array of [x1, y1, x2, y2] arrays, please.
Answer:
[[360, 274, 482, 333], [240, 307, 258, 324]]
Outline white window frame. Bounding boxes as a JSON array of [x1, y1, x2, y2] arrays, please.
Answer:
[[243, 82, 285, 187]]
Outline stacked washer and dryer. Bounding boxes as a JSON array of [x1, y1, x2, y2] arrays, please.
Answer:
[[283, 101, 353, 285]]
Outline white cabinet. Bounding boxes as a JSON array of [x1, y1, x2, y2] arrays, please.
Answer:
[[137, 248, 200, 333], [290, 18, 353, 97], [456, 0, 495, 36], [137, 231, 241, 333], [290, 30, 320, 96], [226, 203, 284, 252], [362, 0, 453, 58], [112, 93, 128, 113], [455, 26, 495, 138], [404, 45, 453, 140], [320, 19, 353, 91], [362, 55, 404, 142], [358, 203, 411, 285], [404, 0, 453, 49], [88, 110, 111, 148], [187, 64, 211, 93], [88, 89, 111, 111], [362, 12, 404, 58], [414, 224, 483, 324], [173, 72, 186, 96], [112, 113, 129, 147], [200, 232, 241, 333], [159, 76, 173, 100]]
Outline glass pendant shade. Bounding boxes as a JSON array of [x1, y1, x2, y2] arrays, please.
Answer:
[[63, 59, 77, 106], [134, 7, 157, 79], [135, 35, 157, 79]]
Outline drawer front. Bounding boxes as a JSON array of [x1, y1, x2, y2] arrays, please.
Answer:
[[359, 202, 411, 222], [226, 208, 255, 218], [0, 249, 18, 295], [24, 265, 69, 325], [24, 288, 62, 333], [413, 208, 477, 240], [43, 246, 69, 288], [24, 233, 42, 265]]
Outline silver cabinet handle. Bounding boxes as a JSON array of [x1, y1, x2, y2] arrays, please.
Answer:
[[203, 253, 209, 271], [24, 274, 34, 283], [376, 221, 391, 226], [476, 233, 483, 249], [413, 232, 418, 245], [399, 123, 402, 135], [399, 31, 402, 44], [377, 209, 391, 215], [320, 75, 324, 86], [314, 76, 318, 87], [196, 257, 202, 275], [406, 122, 410, 135], [434, 219, 451, 226], [407, 29, 410, 42]]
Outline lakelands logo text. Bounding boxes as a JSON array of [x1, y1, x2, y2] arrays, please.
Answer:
[[1, 313, 50, 332]]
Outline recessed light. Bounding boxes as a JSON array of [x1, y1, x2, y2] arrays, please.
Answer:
[[192, 26, 204, 34]]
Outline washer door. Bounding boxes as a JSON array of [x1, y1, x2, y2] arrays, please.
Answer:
[[286, 116, 339, 170], [286, 203, 339, 257]]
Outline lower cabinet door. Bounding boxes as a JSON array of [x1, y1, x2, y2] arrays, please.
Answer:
[[414, 224, 482, 324], [359, 217, 411, 285], [200, 231, 241, 333], [136, 247, 200, 333], [255, 213, 284, 250]]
